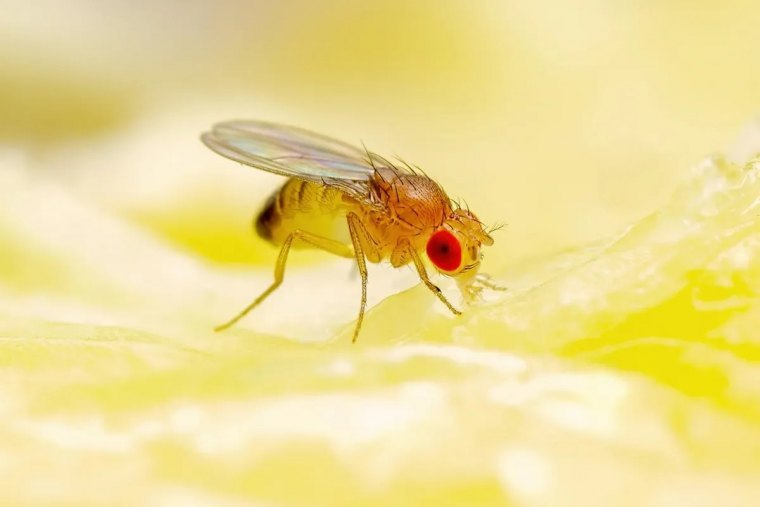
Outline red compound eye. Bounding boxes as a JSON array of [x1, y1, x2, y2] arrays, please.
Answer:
[[426, 229, 462, 272]]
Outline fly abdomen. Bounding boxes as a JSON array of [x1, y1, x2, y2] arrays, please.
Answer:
[[254, 189, 281, 241], [254, 179, 338, 244], [255, 179, 311, 241]]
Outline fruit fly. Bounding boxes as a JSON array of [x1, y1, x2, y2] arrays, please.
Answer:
[[201, 120, 496, 342]]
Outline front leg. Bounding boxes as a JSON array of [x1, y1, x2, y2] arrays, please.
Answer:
[[406, 242, 461, 316]]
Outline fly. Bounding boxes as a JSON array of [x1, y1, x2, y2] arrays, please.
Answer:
[[201, 120, 498, 342]]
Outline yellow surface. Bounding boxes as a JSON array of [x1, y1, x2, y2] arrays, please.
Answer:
[[2, 1, 760, 505]]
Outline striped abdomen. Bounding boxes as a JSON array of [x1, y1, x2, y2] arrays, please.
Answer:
[[255, 178, 351, 246]]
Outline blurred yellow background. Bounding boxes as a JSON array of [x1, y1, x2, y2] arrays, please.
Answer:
[[5, 0, 759, 262], [1, 1, 760, 505]]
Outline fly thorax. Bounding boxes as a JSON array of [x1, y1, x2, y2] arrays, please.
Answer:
[[370, 169, 452, 232]]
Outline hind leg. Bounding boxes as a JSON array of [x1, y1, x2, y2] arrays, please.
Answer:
[[215, 230, 353, 332]]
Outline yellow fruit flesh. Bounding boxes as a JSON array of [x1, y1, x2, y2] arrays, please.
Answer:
[[2, 148, 760, 505]]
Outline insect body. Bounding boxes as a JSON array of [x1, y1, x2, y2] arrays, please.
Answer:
[[202, 120, 495, 342]]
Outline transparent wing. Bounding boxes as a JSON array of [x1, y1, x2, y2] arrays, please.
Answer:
[[201, 120, 379, 183]]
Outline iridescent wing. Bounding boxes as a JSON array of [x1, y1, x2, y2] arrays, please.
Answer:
[[201, 120, 382, 185]]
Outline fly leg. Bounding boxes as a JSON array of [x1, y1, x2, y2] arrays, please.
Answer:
[[408, 244, 462, 316], [215, 230, 354, 332], [346, 212, 378, 343]]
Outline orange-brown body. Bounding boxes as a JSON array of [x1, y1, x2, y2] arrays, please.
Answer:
[[201, 119, 498, 342], [256, 167, 453, 269]]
